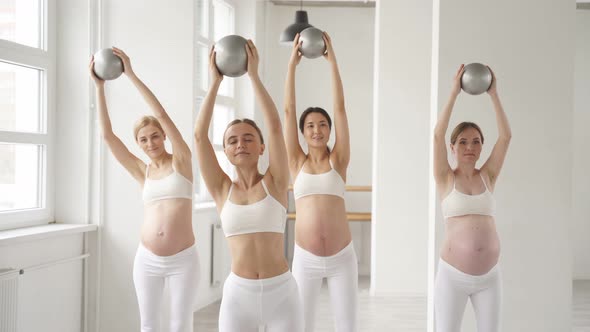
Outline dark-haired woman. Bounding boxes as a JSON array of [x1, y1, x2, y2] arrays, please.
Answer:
[[284, 32, 357, 332], [433, 64, 511, 332]]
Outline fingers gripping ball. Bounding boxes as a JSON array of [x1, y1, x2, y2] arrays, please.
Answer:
[[461, 63, 492, 95], [215, 35, 248, 77], [93, 48, 124, 80], [299, 27, 326, 59]]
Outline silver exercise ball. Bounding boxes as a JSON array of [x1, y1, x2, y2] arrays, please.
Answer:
[[93, 48, 124, 80], [215, 35, 248, 77], [461, 63, 492, 95], [299, 27, 325, 59]]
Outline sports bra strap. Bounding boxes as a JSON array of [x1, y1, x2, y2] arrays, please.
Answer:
[[145, 163, 150, 177], [479, 172, 489, 191], [260, 179, 270, 195], [226, 183, 234, 202]]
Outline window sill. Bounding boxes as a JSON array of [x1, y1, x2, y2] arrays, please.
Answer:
[[0, 223, 98, 247]]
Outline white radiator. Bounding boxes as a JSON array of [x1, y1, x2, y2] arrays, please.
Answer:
[[0, 268, 19, 332], [210, 223, 224, 287]]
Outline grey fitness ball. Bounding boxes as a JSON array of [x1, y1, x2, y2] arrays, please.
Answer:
[[93, 48, 123, 80], [299, 27, 326, 59], [215, 35, 248, 77], [461, 63, 492, 95]]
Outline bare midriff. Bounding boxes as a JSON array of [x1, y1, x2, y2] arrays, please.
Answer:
[[227, 232, 289, 279], [441, 214, 500, 275], [141, 199, 194, 256], [295, 195, 351, 257]]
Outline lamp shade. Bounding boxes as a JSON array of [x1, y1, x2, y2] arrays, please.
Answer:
[[279, 10, 313, 45]]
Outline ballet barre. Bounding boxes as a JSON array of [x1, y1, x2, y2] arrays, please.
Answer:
[[287, 212, 371, 222], [287, 185, 372, 222]]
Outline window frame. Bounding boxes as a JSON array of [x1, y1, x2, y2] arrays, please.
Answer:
[[194, 0, 237, 204], [0, 0, 56, 230]]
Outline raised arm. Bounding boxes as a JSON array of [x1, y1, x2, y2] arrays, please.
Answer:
[[245, 40, 289, 192], [323, 32, 350, 170], [89, 57, 145, 183], [284, 34, 306, 174], [113, 48, 192, 177], [433, 65, 464, 186], [193, 47, 231, 204], [481, 68, 511, 188]]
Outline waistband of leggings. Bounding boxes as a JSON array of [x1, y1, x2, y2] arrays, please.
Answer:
[[438, 258, 499, 280], [294, 241, 355, 262], [138, 242, 197, 261], [227, 269, 292, 288]]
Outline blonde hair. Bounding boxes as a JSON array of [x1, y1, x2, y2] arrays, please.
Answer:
[[450, 122, 484, 145], [133, 116, 164, 141]]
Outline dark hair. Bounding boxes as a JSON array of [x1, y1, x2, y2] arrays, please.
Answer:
[[450, 122, 484, 145], [222, 118, 264, 147], [299, 107, 332, 133]]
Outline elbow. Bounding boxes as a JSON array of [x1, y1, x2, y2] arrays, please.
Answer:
[[268, 122, 283, 136], [153, 110, 166, 119], [501, 132, 512, 142], [433, 132, 445, 142], [102, 132, 116, 142], [193, 131, 208, 144]]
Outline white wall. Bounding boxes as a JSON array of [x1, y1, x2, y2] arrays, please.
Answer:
[[260, 3, 375, 275], [573, 9, 590, 280], [54, 0, 90, 226], [372, 0, 432, 296], [433, 0, 575, 330]]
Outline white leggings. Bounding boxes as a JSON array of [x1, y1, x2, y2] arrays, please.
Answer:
[[434, 258, 502, 332], [291, 242, 359, 332], [133, 243, 200, 332], [218, 270, 303, 332]]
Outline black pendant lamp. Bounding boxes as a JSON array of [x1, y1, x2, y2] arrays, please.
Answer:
[[279, 0, 313, 45]]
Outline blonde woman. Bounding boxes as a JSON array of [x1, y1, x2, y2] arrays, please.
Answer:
[[89, 48, 199, 332]]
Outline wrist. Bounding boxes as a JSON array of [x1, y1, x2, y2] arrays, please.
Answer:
[[125, 71, 137, 80], [249, 72, 261, 82], [210, 79, 222, 88]]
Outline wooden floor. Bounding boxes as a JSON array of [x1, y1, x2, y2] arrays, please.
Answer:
[[194, 278, 590, 331]]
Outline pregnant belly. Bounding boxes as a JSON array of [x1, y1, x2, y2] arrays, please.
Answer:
[[441, 215, 500, 275]]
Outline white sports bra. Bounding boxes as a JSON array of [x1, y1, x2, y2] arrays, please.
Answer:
[[293, 159, 345, 200], [441, 173, 496, 219], [142, 163, 192, 203], [219, 179, 287, 237]]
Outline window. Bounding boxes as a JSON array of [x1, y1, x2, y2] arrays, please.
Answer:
[[0, 0, 54, 229], [194, 0, 236, 203]]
